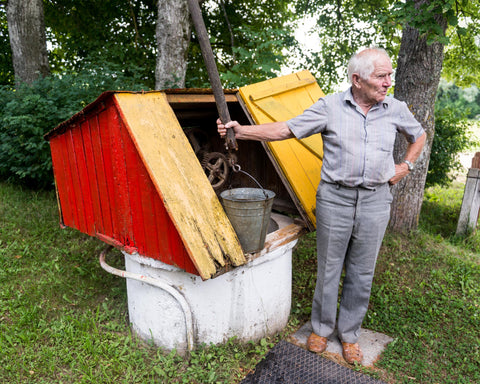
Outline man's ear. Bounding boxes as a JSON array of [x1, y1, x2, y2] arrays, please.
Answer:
[[352, 74, 361, 88]]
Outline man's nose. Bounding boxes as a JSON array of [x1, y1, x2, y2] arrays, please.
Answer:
[[384, 75, 392, 87]]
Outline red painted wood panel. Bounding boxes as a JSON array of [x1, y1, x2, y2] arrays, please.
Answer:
[[49, 135, 75, 227], [122, 117, 147, 256], [71, 121, 95, 236], [48, 92, 201, 276], [97, 106, 117, 240], [107, 106, 134, 247], [65, 128, 87, 232], [89, 113, 114, 236], [81, 119, 105, 234], [58, 133, 77, 229]]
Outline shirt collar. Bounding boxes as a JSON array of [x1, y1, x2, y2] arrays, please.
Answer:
[[343, 87, 390, 109]]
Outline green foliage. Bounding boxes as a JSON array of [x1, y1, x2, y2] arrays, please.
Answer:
[[426, 82, 479, 188], [295, 0, 401, 92], [384, 0, 480, 88], [390, 0, 452, 44], [435, 81, 480, 119], [186, 0, 298, 88], [442, 10, 480, 88], [427, 106, 475, 187], [421, 183, 465, 237], [291, 231, 316, 321], [42, 0, 299, 90], [220, 26, 295, 88], [0, 3, 13, 86], [294, 0, 480, 91], [370, 231, 480, 383], [0, 65, 148, 188], [44, 0, 158, 89]]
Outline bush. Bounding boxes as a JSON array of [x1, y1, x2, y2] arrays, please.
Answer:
[[426, 106, 477, 188], [0, 65, 148, 189]]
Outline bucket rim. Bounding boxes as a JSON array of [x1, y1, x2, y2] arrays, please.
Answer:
[[220, 187, 275, 202]]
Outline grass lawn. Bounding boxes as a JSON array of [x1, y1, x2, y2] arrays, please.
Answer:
[[1, 181, 479, 383]]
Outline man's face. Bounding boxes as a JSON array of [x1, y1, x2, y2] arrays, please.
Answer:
[[357, 56, 393, 105]]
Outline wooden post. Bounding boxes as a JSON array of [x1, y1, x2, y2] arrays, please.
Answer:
[[456, 153, 480, 235], [186, 0, 238, 151]]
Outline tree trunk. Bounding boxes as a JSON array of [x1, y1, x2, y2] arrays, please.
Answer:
[[155, 0, 191, 89], [7, 0, 50, 87], [389, 8, 447, 232]]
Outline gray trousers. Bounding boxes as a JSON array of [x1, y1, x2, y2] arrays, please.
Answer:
[[311, 181, 392, 343]]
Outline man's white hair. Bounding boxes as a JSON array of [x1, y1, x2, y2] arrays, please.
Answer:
[[347, 47, 390, 83]]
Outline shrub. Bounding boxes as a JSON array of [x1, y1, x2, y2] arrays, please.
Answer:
[[427, 106, 477, 188], [0, 65, 148, 188]]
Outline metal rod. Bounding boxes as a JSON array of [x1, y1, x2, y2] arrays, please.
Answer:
[[99, 246, 195, 352], [187, 0, 238, 150]]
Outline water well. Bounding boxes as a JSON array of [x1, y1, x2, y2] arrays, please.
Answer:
[[121, 213, 298, 353], [45, 72, 324, 353]]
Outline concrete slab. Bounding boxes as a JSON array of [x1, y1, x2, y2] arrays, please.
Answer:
[[289, 321, 394, 367]]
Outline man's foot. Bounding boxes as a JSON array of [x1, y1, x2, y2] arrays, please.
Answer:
[[307, 333, 327, 353], [342, 342, 363, 364]]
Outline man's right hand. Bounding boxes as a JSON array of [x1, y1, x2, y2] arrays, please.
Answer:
[[216, 119, 240, 138], [216, 119, 293, 142]]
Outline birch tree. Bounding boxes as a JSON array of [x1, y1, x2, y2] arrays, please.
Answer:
[[155, 0, 191, 89]]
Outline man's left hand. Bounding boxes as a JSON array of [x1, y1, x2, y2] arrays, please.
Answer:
[[389, 163, 410, 185]]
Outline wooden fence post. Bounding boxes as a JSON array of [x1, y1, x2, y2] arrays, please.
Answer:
[[456, 152, 480, 235]]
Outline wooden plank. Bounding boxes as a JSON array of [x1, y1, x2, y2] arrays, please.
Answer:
[[247, 222, 307, 262], [98, 107, 118, 239], [65, 128, 88, 233], [113, 92, 245, 280], [89, 114, 114, 237], [248, 78, 317, 101], [49, 135, 75, 228], [82, 119, 105, 234], [152, 179, 177, 266], [456, 168, 480, 235], [107, 106, 134, 247], [166, 93, 238, 104], [73, 121, 95, 236], [136, 151, 163, 259], [122, 117, 148, 257]]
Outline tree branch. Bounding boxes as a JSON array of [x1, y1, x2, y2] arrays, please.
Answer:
[[128, 0, 140, 49], [220, 0, 236, 63]]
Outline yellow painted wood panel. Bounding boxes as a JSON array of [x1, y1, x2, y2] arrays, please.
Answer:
[[114, 92, 245, 280], [239, 70, 325, 228]]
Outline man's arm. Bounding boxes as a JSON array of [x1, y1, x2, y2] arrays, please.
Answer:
[[217, 119, 294, 142], [389, 132, 427, 185]]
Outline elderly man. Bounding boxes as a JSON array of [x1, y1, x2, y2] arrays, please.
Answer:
[[217, 47, 426, 365]]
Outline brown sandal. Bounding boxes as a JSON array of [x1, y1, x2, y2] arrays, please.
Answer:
[[342, 342, 363, 364], [307, 333, 328, 353]]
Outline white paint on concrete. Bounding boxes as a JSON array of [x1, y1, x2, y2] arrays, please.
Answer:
[[123, 235, 297, 354]]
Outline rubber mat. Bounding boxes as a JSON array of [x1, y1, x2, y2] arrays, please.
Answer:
[[241, 341, 386, 384]]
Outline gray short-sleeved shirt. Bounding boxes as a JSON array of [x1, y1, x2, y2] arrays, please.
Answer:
[[286, 88, 425, 188]]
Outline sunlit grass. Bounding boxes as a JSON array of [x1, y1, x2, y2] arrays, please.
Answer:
[[1, 180, 479, 383], [0, 182, 269, 383]]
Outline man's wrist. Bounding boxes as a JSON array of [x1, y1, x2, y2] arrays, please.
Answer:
[[403, 160, 414, 171]]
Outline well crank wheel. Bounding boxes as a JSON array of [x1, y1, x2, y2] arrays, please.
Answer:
[[202, 152, 229, 190]]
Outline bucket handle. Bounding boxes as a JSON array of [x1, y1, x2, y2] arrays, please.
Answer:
[[231, 164, 269, 199]]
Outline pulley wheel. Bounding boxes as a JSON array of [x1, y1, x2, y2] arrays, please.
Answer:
[[202, 152, 229, 190]]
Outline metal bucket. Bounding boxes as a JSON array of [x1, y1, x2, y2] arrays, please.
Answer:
[[220, 188, 276, 253]]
